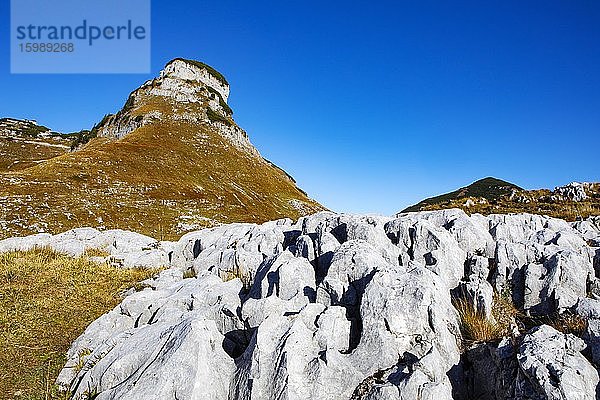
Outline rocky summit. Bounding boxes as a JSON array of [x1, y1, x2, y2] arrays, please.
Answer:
[[3, 208, 600, 399], [0, 59, 322, 240]]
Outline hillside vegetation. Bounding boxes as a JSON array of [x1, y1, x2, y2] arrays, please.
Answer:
[[0, 119, 71, 173], [403, 177, 600, 221]]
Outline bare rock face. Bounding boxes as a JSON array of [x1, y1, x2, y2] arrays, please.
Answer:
[[3, 209, 600, 399], [160, 58, 230, 102], [517, 325, 598, 400], [464, 325, 599, 400]]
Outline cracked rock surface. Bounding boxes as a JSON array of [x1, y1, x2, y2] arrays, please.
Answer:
[[4, 209, 600, 399]]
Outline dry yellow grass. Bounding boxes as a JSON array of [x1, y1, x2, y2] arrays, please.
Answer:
[[454, 290, 590, 348], [453, 299, 503, 345], [491, 291, 521, 330], [182, 268, 197, 279], [523, 311, 588, 337], [549, 312, 587, 336], [221, 265, 252, 289], [0, 137, 69, 173], [82, 248, 110, 258], [0, 248, 159, 400], [453, 292, 521, 346]]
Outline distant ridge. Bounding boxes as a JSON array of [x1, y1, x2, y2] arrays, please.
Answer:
[[0, 118, 72, 172], [403, 177, 521, 212], [401, 177, 599, 221]]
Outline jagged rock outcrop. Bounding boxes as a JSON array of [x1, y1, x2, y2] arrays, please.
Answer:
[[95, 58, 253, 154], [518, 325, 598, 399], [3, 209, 600, 399], [464, 325, 599, 400], [552, 182, 592, 202]]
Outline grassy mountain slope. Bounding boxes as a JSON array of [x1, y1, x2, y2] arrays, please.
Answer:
[[0, 60, 323, 240]]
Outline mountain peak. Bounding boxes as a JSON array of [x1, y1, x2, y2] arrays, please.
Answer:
[[402, 177, 522, 213], [0, 57, 323, 239], [92, 58, 244, 149]]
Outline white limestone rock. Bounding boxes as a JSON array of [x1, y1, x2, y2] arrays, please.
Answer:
[[68, 317, 235, 400], [456, 278, 494, 319], [160, 58, 230, 102], [317, 240, 396, 307], [170, 222, 284, 279], [553, 182, 591, 202], [575, 298, 600, 366], [248, 250, 316, 302], [0, 232, 52, 252], [40, 210, 600, 399], [523, 250, 593, 314], [517, 325, 598, 400], [385, 218, 466, 289]]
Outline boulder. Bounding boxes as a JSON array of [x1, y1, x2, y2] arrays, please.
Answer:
[[575, 298, 600, 366], [67, 317, 235, 399], [0, 232, 52, 252], [522, 250, 592, 314], [517, 325, 598, 400]]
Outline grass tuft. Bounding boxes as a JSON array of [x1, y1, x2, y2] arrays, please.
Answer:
[[453, 291, 521, 347], [453, 298, 503, 345], [491, 290, 521, 329], [221, 266, 252, 289], [522, 311, 588, 337], [82, 248, 110, 258], [74, 348, 92, 375], [550, 312, 588, 336], [182, 268, 197, 279]]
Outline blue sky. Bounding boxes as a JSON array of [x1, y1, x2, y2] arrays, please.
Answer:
[[1, 1, 599, 214]]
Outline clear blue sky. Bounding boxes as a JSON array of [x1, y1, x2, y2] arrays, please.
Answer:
[[1, 1, 599, 214]]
